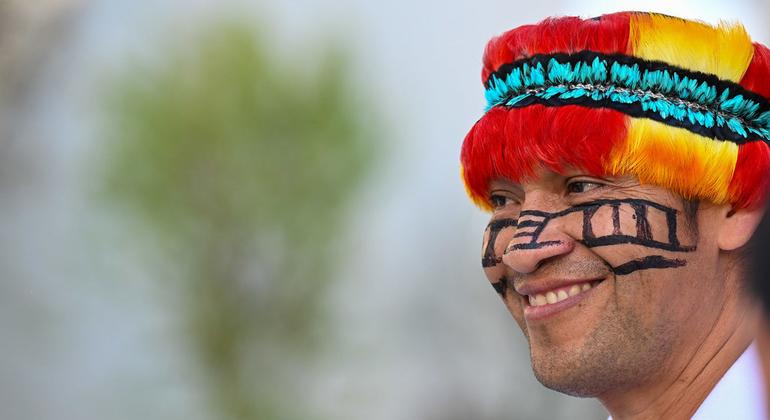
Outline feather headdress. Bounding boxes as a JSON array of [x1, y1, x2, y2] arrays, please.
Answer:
[[461, 12, 770, 210]]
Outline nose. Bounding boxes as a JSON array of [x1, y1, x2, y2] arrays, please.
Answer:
[[501, 206, 576, 274]]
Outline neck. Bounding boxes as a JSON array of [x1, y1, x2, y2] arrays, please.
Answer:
[[598, 280, 759, 420]]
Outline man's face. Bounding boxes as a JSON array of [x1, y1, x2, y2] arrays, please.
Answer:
[[482, 167, 729, 397]]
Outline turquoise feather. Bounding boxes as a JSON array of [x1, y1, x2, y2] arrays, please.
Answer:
[[483, 55, 770, 142]]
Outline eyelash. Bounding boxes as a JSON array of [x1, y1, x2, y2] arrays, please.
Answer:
[[566, 180, 604, 194], [489, 180, 605, 209], [490, 194, 517, 209]]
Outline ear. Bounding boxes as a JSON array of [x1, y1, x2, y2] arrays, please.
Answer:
[[717, 204, 766, 251]]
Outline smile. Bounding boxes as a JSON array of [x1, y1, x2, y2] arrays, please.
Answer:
[[527, 280, 601, 307], [518, 279, 606, 321]]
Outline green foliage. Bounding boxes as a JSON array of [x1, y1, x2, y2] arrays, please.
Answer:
[[101, 21, 377, 420]]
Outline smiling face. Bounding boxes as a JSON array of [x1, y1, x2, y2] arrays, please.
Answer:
[[482, 167, 732, 397]]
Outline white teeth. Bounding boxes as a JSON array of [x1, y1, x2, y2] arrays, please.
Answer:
[[545, 291, 557, 304], [527, 281, 599, 307], [556, 290, 568, 302]]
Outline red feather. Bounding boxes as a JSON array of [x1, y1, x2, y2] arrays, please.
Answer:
[[461, 105, 628, 206], [739, 43, 770, 98], [732, 43, 770, 208], [731, 141, 770, 209], [481, 12, 632, 83]]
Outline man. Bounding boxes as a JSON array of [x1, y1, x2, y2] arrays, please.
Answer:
[[460, 12, 770, 419]]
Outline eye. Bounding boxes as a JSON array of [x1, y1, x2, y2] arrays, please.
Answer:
[[566, 180, 604, 194], [489, 194, 517, 209]]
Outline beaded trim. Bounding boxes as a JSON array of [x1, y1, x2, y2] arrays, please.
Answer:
[[484, 52, 770, 144]]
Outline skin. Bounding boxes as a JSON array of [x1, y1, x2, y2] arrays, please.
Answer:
[[482, 167, 762, 419]]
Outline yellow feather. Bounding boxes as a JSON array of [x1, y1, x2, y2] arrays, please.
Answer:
[[606, 119, 738, 204], [461, 164, 493, 211], [630, 13, 754, 82]]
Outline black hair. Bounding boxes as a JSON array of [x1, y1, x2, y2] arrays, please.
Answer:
[[749, 206, 770, 317]]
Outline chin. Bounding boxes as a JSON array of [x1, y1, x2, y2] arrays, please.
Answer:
[[530, 353, 610, 398], [527, 329, 669, 399]]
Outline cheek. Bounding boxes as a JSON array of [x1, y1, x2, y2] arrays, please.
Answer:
[[587, 201, 698, 250], [589, 204, 635, 238], [483, 264, 506, 284], [582, 203, 698, 271], [622, 272, 699, 335], [611, 255, 714, 326], [481, 228, 524, 317], [481, 228, 514, 282]]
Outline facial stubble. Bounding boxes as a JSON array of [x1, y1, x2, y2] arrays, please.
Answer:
[[525, 282, 676, 397]]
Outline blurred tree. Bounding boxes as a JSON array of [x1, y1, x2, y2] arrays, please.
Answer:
[[100, 21, 377, 420]]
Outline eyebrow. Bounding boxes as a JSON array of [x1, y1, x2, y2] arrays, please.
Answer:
[[488, 181, 525, 193]]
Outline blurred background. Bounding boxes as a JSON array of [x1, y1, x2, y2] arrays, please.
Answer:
[[2, 1, 768, 419]]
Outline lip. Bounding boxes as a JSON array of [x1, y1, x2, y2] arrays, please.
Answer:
[[515, 277, 604, 297], [522, 278, 605, 322]]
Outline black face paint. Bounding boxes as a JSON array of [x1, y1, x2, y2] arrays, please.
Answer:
[[483, 198, 697, 276], [491, 277, 509, 295], [611, 203, 622, 235], [583, 199, 695, 252], [505, 210, 564, 251], [611, 255, 687, 276], [482, 218, 517, 268]]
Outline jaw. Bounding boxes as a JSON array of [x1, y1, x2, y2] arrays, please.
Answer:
[[526, 300, 670, 398], [504, 275, 669, 397]]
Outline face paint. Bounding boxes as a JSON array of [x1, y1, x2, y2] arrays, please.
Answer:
[[611, 255, 687, 276], [491, 277, 509, 295], [482, 218, 518, 268], [484, 198, 696, 282]]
